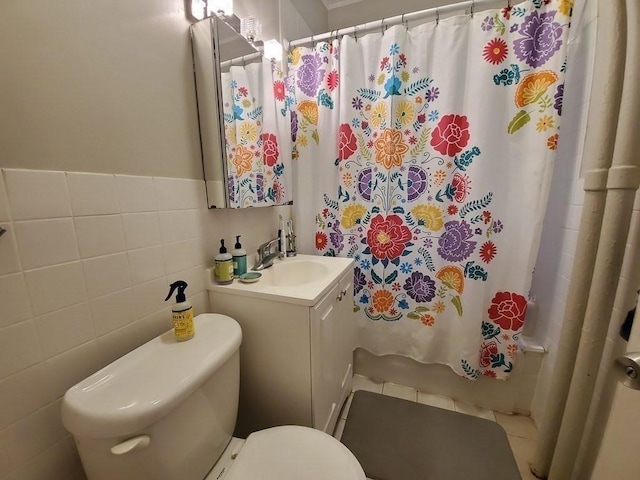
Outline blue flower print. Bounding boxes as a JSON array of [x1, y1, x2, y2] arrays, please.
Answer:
[[352, 118, 361, 128], [428, 110, 439, 122], [359, 293, 369, 303], [384, 75, 402, 98], [360, 259, 371, 270], [400, 262, 413, 274], [389, 43, 400, 55], [398, 299, 410, 310], [414, 258, 423, 266]]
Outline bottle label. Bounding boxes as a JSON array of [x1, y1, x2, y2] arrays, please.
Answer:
[[173, 309, 194, 341], [215, 259, 234, 282]]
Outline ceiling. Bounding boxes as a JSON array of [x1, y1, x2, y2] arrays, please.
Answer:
[[320, 0, 364, 10]]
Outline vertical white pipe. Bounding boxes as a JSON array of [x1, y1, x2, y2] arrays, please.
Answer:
[[549, 0, 640, 477], [531, 0, 628, 476]]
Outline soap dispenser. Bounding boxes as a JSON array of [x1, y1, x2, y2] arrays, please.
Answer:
[[164, 280, 194, 341], [214, 239, 234, 285], [231, 235, 247, 277]]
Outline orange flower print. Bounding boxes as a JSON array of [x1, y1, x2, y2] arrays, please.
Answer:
[[372, 289, 394, 312], [315, 232, 328, 250], [232, 145, 253, 176], [507, 343, 518, 359], [420, 314, 435, 326], [547, 133, 559, 150], [374, 128, 409, 169]]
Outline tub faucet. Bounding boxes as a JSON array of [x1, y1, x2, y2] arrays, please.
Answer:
[[253, 237, 282, 270]]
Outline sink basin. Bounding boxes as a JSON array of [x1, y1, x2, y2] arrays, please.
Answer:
[[206, 254, 354, 306], [261, 260, 329, 287]]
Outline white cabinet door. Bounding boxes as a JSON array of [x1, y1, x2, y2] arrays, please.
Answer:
[[311, 283, 341, 433], [336, 271, 355, 397]]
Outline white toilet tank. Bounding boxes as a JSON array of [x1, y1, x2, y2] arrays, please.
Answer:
[[62, 314, 242, 480]]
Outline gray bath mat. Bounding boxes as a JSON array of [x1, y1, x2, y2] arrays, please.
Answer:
[[340, 390, 521, 480]]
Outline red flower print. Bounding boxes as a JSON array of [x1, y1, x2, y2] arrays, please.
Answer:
[[483, 38, 509, 65], [327, 70, 339, 91], [315, 232, 328, 250], [366, 214, 412, 261], [239, 86, 248, 97], [479, 241, 497, 263], [451, 173, 471, 203], [483, 370, 497, 378], [273, 80, 286, 101], [482, 210, 492, 224], [261, 133, 280, 166], [480, 341, 499, 367], [488, 292, 528, 331], [338, 123, 358, 161], [420, 314, 435, 327], [430, 114, 471, 157], [380, 56, 389, 71], [448, 204, 458, 215]]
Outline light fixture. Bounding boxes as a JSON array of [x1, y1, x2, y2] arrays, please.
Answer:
[[208, 0, 234, 16], [264, 39, 283, 62], [240, 17, 262, 43], [190, 0, 207, 20]]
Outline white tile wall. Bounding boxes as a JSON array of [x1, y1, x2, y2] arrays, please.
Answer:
[[0, 168, 220, 479]]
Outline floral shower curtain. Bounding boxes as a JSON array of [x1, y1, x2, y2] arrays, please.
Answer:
[[221, 59, 292, 207], [290, 0, 572, 379]]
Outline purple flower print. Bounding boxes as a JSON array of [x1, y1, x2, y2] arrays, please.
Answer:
[[481, 16, 494, 31], [329, 221, 344, 253], [425, 87, 440, 102], [290, 111, 298, 142], [492, 220, 504, 233], [256, 173, 264, 202], [358, 167, 373, 201], [554, 83, 564, 116], [437, 220, 477, 262], [352, 97, 363, 110], [354, 267, 367, 294], [514, 11, 563, 68], [403, 272, 436, 303], [228, 176, 235, 203], [297, 53, 325, 97], [407, 166, 428, 201]]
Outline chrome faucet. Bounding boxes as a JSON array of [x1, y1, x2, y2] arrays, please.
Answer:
[[253, 237, 282, 270]]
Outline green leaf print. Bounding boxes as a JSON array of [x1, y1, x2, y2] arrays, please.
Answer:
[[507, 110, 531, 134]]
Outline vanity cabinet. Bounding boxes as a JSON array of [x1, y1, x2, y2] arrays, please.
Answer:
[[207, 256, 354, 438]]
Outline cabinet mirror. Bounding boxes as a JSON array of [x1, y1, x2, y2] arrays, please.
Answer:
[[191, 16, 292, 208]]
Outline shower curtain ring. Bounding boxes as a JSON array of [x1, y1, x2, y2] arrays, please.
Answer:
[[353, 25, 358, 42], [401, 13, 408, 30], [507, 0, 512, 7], [436, 9, 440, 25], [470, 1, 475, 17], [381, 18, 385, 34]]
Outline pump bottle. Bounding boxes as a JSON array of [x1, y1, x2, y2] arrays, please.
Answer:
[[231, 235, 247, 277], [214, 239, 234, 284], [165, 280, 194, 341]]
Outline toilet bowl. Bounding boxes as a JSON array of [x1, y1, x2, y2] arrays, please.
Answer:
[[61, 314, 365, 480]]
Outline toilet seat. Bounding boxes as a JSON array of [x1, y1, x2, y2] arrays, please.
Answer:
[[224, 426, 365, 480]]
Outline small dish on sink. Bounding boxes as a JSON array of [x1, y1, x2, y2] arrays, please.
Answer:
[[239, 272, 262, 283]]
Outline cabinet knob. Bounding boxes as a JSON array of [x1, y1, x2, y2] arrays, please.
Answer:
[[341, 288, 348, 296], [337, 292, 343, 301]]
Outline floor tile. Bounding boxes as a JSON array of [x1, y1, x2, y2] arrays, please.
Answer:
[[454, 400, 496, 421], [417, 392, 456, 411], [507, 434, 537, 479], [495, 412, 538, 439], [352, 374, 384, 394], [382, 382, 417, 401]]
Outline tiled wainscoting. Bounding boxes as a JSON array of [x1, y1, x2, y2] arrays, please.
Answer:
[[336, 375, 539, 480], [0, 169, 212, 479]]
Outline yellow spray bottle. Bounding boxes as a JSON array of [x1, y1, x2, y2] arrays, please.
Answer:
[[165, 280, 194, 341]]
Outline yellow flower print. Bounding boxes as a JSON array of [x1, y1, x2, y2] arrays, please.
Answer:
[[225, 125, 237, 145], [232, 145, 253, 176], [370, 102, 388, 128], [341, 204, 367, 229], [411, 204, 444, 231], [433, 301, 446, 314], [242, 99, 251, 108], [536, 115, 555, 132], [433, 169, 446, 186], [239, 122, 258, 142], [400, 71, 410, 82], [559, 0, 574, 16], [374, 128, 409, 169], [377, 74, 385, 85], [298, 134, 308, 147], [343, 172, 353, 187], [289, 48, 301, 65], [395, 100, 415, 126]]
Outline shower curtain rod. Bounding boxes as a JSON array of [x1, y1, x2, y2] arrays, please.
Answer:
[[220, 51, 262, 69], [289, 0, 510, 47]]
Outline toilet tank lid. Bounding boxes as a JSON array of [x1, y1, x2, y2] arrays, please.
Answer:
[[61, 314, 242, 439]]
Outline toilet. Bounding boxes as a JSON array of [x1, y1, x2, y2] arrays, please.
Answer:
[[61, 314, 365, 480]]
